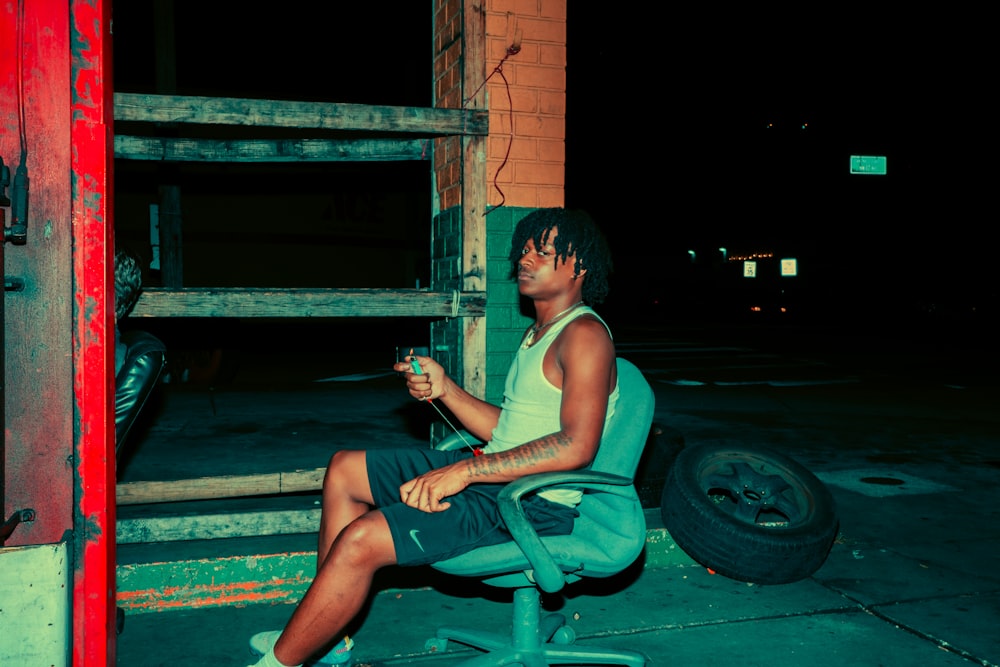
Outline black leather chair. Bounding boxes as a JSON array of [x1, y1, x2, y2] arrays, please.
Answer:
[[115, 329, 167, 463], [114, 328, 166, 636]]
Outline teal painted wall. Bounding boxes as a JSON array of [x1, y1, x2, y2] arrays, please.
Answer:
[[430, 205, 535, 413]]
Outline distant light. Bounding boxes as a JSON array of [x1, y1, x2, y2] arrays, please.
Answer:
[[719, 247, 727, 260], [729, 251, 773, 261], [850, 155, 887, 175], [688, 250, 696, 262]]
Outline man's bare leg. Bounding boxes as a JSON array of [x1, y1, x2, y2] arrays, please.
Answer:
[[272, 510, 397, 665], [317, 450, 377, 566], [256, 450, 395, 665]]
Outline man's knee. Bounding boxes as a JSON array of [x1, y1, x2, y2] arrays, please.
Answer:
[[325, 450, 362, 486], [335, 512, 396, 568]]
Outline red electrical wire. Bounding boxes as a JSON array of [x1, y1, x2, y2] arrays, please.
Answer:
[[464, 46, 521, 214]]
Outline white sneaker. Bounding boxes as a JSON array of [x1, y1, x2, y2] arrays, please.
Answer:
[[249, 630, 354, 666]]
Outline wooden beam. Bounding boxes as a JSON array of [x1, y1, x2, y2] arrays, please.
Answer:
[[116, 468, 326, 505], [113, 93, 489, 135], [117, 508, 321, 544], [114, 136, 432, 163], [128, 287, 487, 319], [158, 185, 183, 287], [460, 2, 489, 400]]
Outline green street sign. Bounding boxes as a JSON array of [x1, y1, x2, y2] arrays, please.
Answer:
[[850, 155, 887, 175]]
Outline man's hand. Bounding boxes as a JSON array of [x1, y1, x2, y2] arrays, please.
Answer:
[[393, 353, 446, 402], [399, 463, 469, 512]]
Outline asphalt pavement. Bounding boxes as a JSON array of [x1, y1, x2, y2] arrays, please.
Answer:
[[115, 320, 1000, 666]]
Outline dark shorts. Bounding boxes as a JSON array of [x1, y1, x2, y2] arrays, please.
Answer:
[[366, 447, 579, 567]]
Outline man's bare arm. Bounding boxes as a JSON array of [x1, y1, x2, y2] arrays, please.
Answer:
[[394, 355, 501, 442], [397, 316, 614, 511], [461, 316, 615, 482]]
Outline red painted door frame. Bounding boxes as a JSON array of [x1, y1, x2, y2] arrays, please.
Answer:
[[71, 1, 116, 664], [3, 1, 115, 664]]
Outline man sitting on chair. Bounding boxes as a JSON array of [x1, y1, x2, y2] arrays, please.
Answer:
[[247, 208, 616, 667]]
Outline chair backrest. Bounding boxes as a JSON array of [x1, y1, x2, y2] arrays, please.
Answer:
[[115, 329, 167, 461], [564, 357, 655, 579], [590, 358, 655, 479]]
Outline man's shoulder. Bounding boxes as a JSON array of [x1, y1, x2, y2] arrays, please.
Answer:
[[566, 310, 612, 335], [557, 313, 614, 354]]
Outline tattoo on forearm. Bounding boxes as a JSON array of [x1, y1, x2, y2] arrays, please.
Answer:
[[467, 432, 573, 478]]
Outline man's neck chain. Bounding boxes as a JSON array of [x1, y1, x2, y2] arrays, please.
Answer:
[[523, 300, 584, 348]]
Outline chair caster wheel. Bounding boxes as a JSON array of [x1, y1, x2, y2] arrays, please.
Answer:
[[552, 626, 576, 644], [425, 638, 449, 652]]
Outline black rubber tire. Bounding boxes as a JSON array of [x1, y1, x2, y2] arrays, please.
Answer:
[[661, 443, 838, 585]]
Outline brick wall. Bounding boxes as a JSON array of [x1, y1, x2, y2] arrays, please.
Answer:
[[430, 204, 537, 407], [433, 0, 567, 208], [485, 0, 567, 209], [429, 207, 463, 410], [481, 205, 533, 403], [431, 1, 567, 412], [433, 0, 463, 211]]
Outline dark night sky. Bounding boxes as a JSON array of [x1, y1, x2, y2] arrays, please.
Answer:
[[566, 9, 986, 238], [111, 4, 993, 326], [565, 8, 992, 324]]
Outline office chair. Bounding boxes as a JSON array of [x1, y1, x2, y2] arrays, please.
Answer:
[[428, 357, 654, 666]]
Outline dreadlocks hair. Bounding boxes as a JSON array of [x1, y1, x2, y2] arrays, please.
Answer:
[[508, 208, 613, 305], [115, 250, 143, 321]]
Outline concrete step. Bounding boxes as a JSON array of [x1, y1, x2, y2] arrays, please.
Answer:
[[116, 508, 695, 615]]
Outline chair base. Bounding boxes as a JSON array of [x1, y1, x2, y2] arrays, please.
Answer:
[[428, 587, 648, 667]]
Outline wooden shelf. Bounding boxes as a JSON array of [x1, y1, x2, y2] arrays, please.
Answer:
[[129, 287, 487, 319]]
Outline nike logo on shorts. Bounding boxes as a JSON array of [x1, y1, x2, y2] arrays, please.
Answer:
[[409, 529, 425, 552]]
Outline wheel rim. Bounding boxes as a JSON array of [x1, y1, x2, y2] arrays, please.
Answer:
[[696, 450, 818, 528]]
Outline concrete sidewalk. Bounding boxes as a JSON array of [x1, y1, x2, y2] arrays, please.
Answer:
[[114, 330, 1000, 666], [115, 474, 1000, 666]]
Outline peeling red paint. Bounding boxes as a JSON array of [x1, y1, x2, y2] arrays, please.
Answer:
[[2, 0, 74, 549], [115, 552, 318, 613], [68, 1, 116, 665], [3, 0, 111, 662], [118, 581, 307, 608]]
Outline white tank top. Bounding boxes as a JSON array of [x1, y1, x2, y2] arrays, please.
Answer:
[[485, 305, 618, 506]]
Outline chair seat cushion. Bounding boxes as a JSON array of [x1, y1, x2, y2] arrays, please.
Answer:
[[432, 496, 646, 587]]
